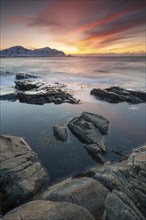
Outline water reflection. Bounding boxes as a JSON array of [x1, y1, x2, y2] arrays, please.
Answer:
[[1, 100, 145, 184]]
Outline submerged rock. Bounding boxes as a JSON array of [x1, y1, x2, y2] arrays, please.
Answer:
[[53, 124, 68, 142], [91, 86, 146, 104], [3, 200, 95, 220], [0, 135, 48, 214], [68, 112, 109, 163], [84, 143, 105, 164]]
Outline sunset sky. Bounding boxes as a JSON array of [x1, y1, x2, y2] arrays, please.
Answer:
[[0, 0, 146, 54]]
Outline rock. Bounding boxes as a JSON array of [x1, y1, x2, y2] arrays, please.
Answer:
[[53, 124, 68, 142], [0, 135, 48, 214], [92, 145, 146, 219], [15, 73, 37, 80], [105, 192, 143, 220], [0, 93, 17, 102], [0, 79, 79, 105], [90, 86, 146, 104], [41, 177, 109, 220], [15, 80, 40, 90], [3, 200, 95, 220], [83, 144, 105, 164], [68, 117, 103, 145], [68, 112, 108, 163], [81, 112, 109, 134]]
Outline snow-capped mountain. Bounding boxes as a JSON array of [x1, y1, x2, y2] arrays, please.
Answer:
[[0, 46, 65, 57]]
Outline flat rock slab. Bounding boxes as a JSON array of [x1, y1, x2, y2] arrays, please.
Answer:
[[3, 200, 95, 220], [53, 124, 68, 142], [0, 135, 48, 214], [41, 177, 109, 220], [91, 86, 146, 104]]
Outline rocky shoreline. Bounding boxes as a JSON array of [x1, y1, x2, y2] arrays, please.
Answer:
[[1, 73, 146, 106], [0, 73, 80, 105], [0, 111, 146, 220]]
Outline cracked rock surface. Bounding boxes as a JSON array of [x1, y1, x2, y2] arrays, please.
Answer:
[[0, 135, 48, 214]]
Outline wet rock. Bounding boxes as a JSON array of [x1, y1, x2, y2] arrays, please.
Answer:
[[68, 112, 108, 163], [41, 177, 109, 220], [68, 117, 103, 144], [0, 93, 17, 102], [91, 86, 146, 104], [0, 135, 48, 214], [0, 79, 80, 105], [53, 124, 68, 142], [15, 80, 40, 90], [3, 200, 95, 220], [15, 73, 37, 80], [84, 144, 105, 164], [81, 112, 109, 134]]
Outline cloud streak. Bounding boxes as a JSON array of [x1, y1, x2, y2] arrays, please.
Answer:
[[2, 0, 146, 54]]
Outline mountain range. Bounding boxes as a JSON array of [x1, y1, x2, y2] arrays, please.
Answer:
[[0, 46, 65, 57]]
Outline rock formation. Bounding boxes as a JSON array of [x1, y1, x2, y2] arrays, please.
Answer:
[[91, 86, 146, 104], [68, 112, 109, 163], [0, 135, 48, 214]]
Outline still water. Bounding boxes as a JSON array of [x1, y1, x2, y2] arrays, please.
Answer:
[[0, 56, 146, 184]]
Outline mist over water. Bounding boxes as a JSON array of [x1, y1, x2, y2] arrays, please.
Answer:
[[0, 56, 146, 184]]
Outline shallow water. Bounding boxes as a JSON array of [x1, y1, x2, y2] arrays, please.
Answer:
[[0, 56, 146, 184]]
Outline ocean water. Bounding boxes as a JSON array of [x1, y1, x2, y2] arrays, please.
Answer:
[[0, 56, 146, 184]]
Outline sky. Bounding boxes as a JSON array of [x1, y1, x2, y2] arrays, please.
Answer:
[[0, 0, 146, 54]]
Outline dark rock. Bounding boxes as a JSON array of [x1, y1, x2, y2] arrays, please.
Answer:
[[15, 80, 40, 90], [68, 112, 108, 163], [0, 93, 17, 102], [68, 117, 103, 145], [0, 135, 48, 214], [81, 112, 109, 134], [3, 200, 95, 220], [15, 73, 37, 80], [53, 124, 68, 142], [84, 144, 105, 164], [41, 177, 109, 220], [72, 170, 96, 179], [90, 86, 146, 104]]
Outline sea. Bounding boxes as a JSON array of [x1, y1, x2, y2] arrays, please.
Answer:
[[0, 56, 146, 184]]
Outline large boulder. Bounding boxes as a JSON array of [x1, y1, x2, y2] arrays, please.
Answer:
[[53, 124, 68, 142], [0, 135, 48, 214], [3, 200, 95, 220], [41, 177, 109, 220], [91, 86, 146, 104], [68, 112, 109, 163]]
